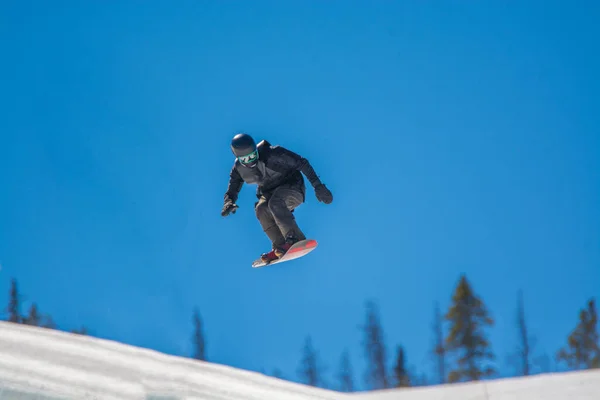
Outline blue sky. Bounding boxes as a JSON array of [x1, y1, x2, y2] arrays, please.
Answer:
[[1, 0, 599, 391]]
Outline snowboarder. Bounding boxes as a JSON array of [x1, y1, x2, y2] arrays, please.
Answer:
[[221, 132, 333, 263]]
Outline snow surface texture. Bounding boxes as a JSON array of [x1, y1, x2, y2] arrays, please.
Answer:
[[0, 321, 599, 400], [350, 370, 600, 400]]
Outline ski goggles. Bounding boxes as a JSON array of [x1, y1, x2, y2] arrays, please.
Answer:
[[238, 149, 258, 165]]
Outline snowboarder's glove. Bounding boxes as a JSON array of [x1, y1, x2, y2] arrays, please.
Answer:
[[221, 200, 238, 216], [314, 183, 333, 204]]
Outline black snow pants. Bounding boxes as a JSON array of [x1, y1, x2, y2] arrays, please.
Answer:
[[255, 185, 306, 249]]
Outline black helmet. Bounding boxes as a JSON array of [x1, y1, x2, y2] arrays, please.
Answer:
[[231, 133, 259, 167]]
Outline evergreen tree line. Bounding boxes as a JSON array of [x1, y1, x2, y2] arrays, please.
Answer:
[[183, 274, 600, 392], [4, 275, 599, 393], [4, 278, 89, 334]]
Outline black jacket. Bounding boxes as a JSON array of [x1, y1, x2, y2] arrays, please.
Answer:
[[224, 140, 322, 203]]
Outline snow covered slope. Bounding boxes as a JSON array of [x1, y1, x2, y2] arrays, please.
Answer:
[[350, 369, 600, 400], [0, 321, 342, 400], [0, 320, 599, 400]]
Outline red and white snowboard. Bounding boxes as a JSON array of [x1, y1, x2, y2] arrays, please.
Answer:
[[252, 239, 318, 268]]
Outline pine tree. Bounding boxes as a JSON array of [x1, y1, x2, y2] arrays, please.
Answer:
[[7, 278, 22, 323], [192, 308, 206, 361], [556, 298, 599, 370], [432, 301, 446, 384], [513, 289, 536, 376], [444, 274, 496, 382], [297, 335, 324, 387], [71, 326, 89, 335], [4, 280, 57, 330], [23, 303, 41, 326], [40, 314, 56, 329], [337, 349, 354, 392], [361, 300, 389, 390], [393, 345, 411, 387]]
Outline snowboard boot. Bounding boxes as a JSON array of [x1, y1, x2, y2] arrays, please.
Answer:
[[260, 248, 280, 263], [274, 233, 301, 258], [260, 244, 290, 263], [260, 234, 301, 263]]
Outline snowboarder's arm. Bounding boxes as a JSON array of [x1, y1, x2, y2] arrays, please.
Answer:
[[298, 157, 322, 187], [277, 146, 333, 204], [224, 165, 244, 203], [279, 148, 322, 187]]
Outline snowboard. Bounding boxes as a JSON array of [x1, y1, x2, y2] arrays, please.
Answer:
[[252, 239, 318, 268]]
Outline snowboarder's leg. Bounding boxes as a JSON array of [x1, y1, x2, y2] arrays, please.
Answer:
[[255, 196, 286, 248], [267, 186, 307, 245]]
